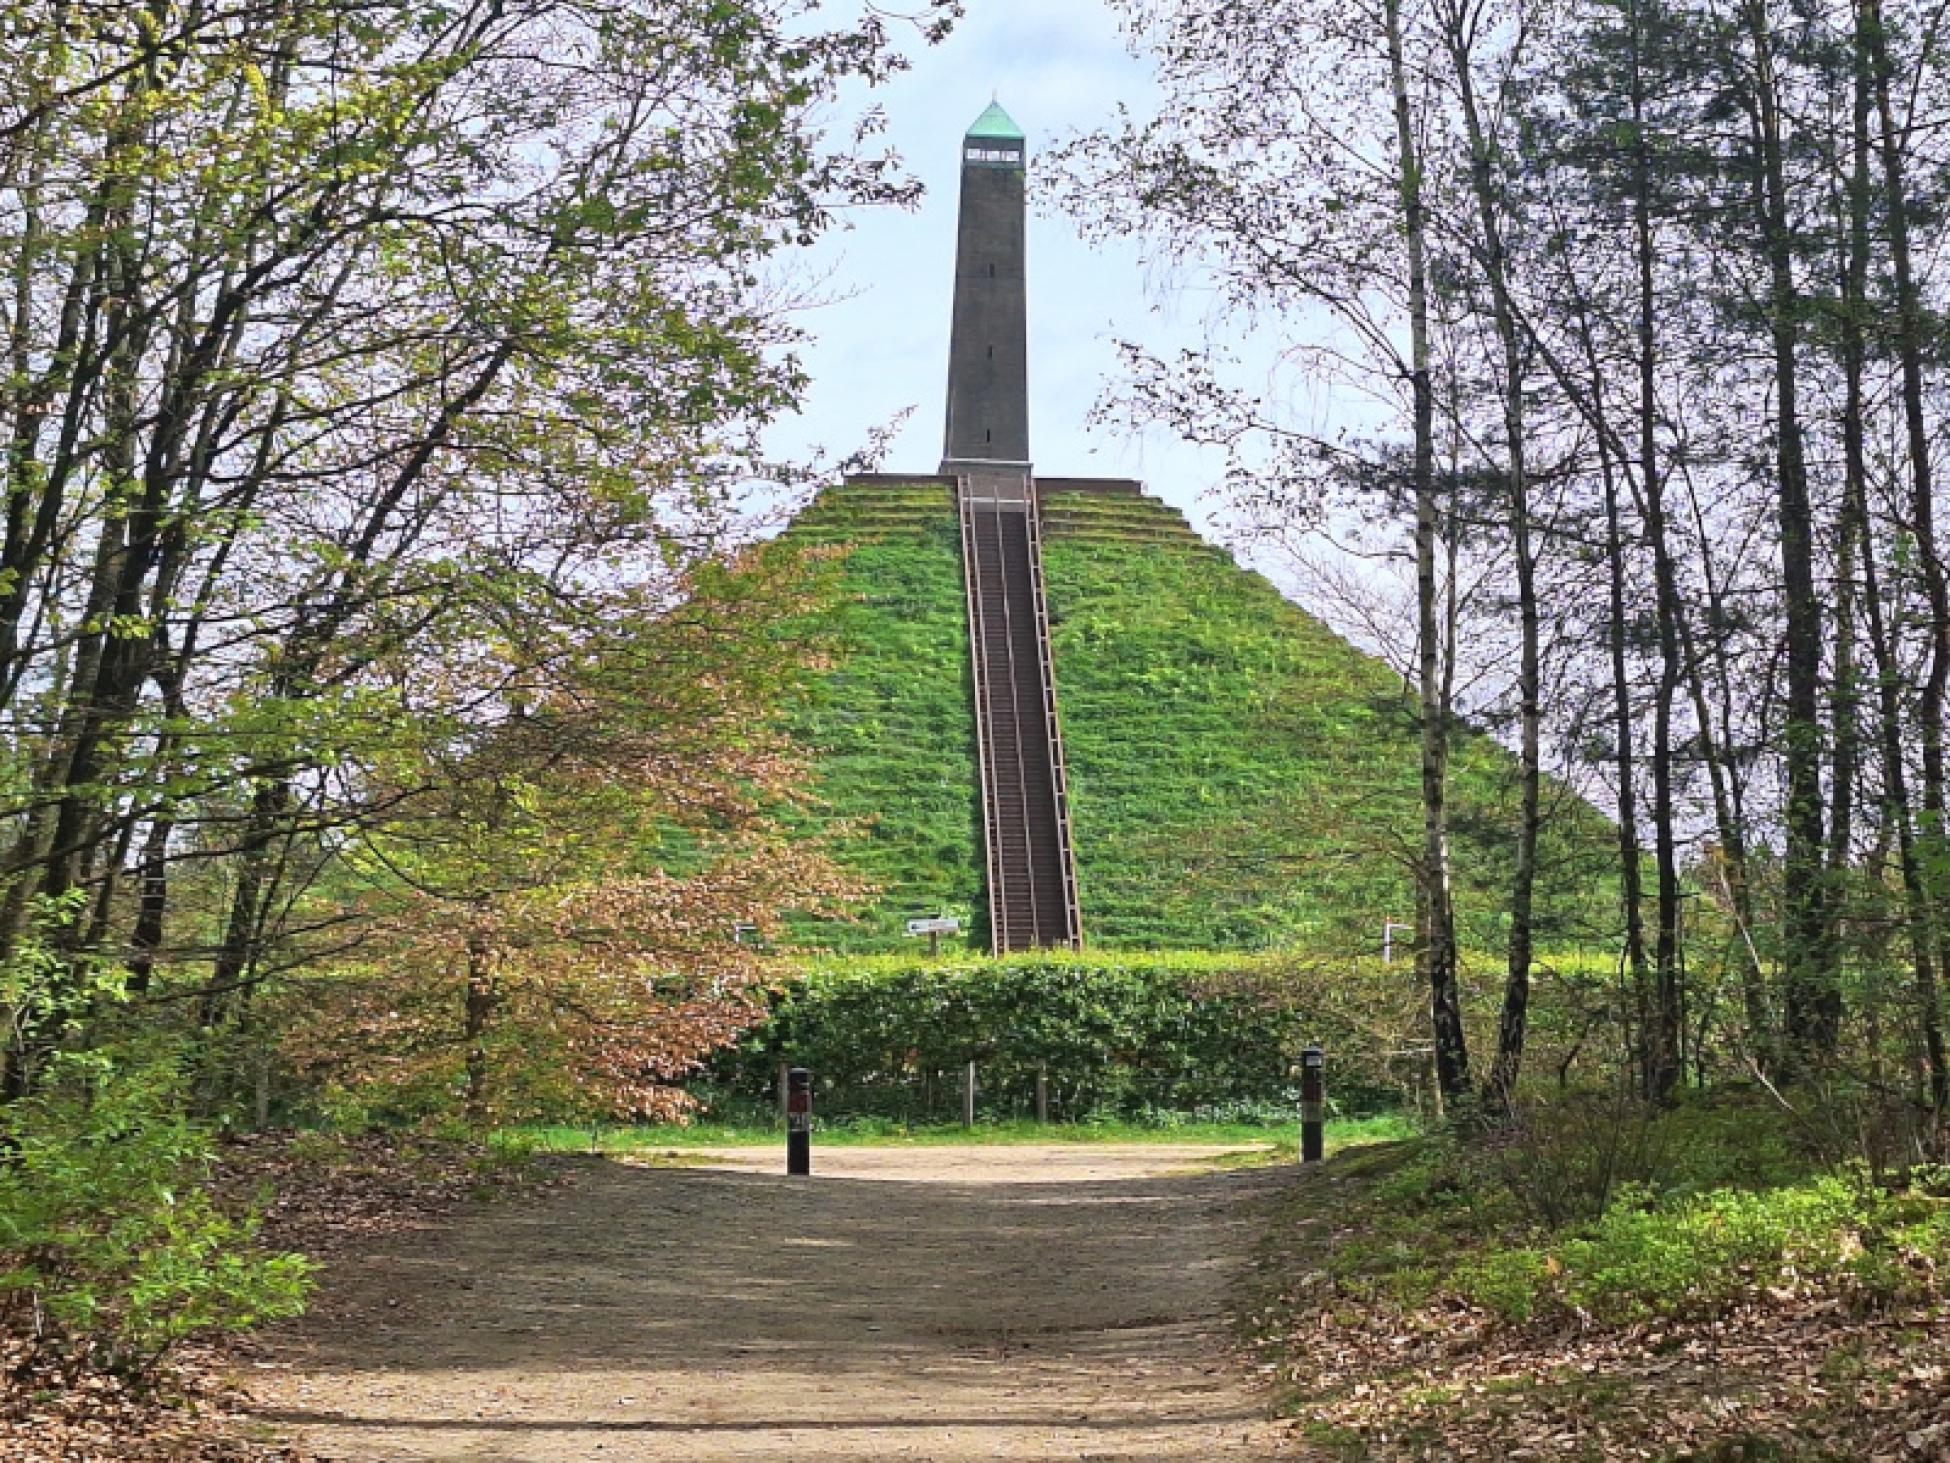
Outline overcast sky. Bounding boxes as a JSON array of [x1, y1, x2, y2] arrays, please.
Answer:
[[763, 2, 1244, 535]]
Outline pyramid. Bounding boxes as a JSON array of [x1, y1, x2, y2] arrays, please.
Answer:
[[776, 105, 1609, 954], [780, 473, 1607, 953]]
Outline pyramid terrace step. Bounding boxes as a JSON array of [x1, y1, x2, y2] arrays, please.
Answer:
[[800, 503, 948, 518], [1043, 519, 1191, 534], [1050, 535, 1192, 546], [1039, 503, 1197, 525]]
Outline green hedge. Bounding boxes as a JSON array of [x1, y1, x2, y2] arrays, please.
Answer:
[[711, 952, 1394, 1122]]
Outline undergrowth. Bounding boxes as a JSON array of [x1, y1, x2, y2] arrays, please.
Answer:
[[0, 1050, 313, 1384], [1454, 1173, 1950, 1325], [1309, 1095, 1950, 1327], [1250, 1093, 1950, 1457]]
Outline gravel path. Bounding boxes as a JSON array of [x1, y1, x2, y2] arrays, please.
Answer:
[[245, 1144, 1290, 1461]]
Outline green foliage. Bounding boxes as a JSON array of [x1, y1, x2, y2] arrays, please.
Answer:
[[0, 1051, 313, 1378], [1453, 1176, 1950, 1326], [1303, 1097, 1950, 1333], [480, 1129, 544, 1171], [1452, 1247, 1554, 1324], [713, 951, 1402, 1121], [0, 893, 121, 1073], [780, 482, 1616, 951]]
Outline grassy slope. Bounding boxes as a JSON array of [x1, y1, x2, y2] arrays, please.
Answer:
[[782, 481, 1610, 952], [1049, 505, 1421, 946], [779, 485, 984, 947]]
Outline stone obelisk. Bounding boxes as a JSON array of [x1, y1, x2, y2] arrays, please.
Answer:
[[941, 102, 1030, 471]]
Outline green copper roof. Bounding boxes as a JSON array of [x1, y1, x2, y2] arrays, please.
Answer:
[[966, 101, 1025, 143]]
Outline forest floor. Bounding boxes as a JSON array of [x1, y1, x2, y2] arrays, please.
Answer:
[[234, 1143, 1290, 1461], [1240, 1140, 1950, 1461]]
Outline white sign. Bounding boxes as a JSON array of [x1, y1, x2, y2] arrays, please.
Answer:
[[906, 917, 962, 937]]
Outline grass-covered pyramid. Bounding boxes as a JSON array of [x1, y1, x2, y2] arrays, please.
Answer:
[[782, 475, 1605, 953]]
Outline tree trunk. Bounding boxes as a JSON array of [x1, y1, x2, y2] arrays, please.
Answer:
[[1743, 0, 1832, 1066], [464, 934, 499, 1124], [1389, 0, 1470, 1103], [1863, 0, 1950, 1099], [1442, 10, 1538, 1109], [1622, 0, 1689, 1100], [1848, 12, 1949, 1105], [201, 780, 294, 1030]]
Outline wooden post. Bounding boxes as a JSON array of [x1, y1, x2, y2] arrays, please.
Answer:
[[964, 1060, 977, 1129], [778, 1061, 790, 1124], [1300, 1047, 1326, 1163], [253, 1046, 271, 1131], [787, 1067, 812, 1176], [1036, 1064, 1049, 1124]]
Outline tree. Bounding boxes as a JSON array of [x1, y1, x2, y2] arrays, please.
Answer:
[[1072, 0, 1950, 1115], [1050, 0, 1477, 1103], [0, 0, 951, 1100], [279, 549, 864, 1122]]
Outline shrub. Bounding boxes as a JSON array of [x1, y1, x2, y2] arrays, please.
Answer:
[[0, 1050, 314, 1379], [1483, 1094, 1809, 1228], [1453, 1248, 1553, 1323], [1484, 1093, 1672, 1227]]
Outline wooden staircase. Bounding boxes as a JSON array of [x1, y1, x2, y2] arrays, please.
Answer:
[[957, 471, 1083, 953]]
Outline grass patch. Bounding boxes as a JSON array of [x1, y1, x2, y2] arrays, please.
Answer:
[[513, 1112, 1415, 1155]]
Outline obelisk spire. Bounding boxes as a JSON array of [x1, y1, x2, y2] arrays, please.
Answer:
[[942, 102, 1030, 471]]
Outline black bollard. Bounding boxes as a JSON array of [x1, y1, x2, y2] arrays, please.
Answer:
[[786, 1066, 812, 1176], [1300, 1047, 1325, 1164]]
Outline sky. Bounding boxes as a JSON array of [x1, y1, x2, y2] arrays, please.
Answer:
[[757, 2, 1550, 785], [763, 1, 1245, 539]]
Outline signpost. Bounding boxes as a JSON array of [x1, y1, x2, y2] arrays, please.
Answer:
[[1382, 920, 1410, 965], [905, 915, 961, 957]]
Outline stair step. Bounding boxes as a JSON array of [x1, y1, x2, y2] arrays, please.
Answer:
[[959, 485, 1084, 954]]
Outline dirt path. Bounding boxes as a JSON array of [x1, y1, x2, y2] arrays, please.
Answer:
[[244, 1144, 1292, 1461]]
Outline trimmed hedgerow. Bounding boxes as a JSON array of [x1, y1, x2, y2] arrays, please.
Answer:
[[711, 951, 1402, 1122]]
